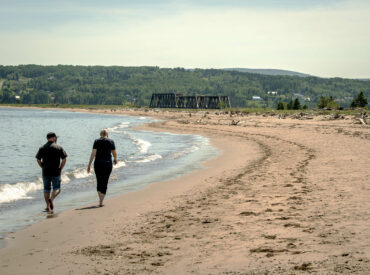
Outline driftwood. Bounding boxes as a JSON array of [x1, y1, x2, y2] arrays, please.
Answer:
[[359, 118, 367, 125], [356, 112, 368, 125], [231, 120, 240, 125], [230, 120, 245, 126]]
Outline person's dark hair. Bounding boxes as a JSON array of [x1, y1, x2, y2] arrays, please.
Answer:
[[47, 132, 57, 139]]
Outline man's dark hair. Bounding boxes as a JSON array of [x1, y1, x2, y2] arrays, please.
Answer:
[[46, 132, 57, 139]]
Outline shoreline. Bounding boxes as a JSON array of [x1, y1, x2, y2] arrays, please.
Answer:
[[0, 107, 219, 244], [0, 107, 261, 274], [1, 107, 370, 274]]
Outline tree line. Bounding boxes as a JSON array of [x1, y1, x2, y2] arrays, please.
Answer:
[[276, 91, 368, 110], [0, 65, 369, 108]]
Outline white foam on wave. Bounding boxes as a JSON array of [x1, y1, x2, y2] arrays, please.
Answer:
[[133, 138, 152, 154], [61, 174, 71, 183], [107, 122, 130, 133], [69, 167, 89, 179], [114, 160, 126, 169], [0, 179, 43, 203], [138, 117, 146, 120], [0, 165, 98, 204], [135, 154, 162, 163]]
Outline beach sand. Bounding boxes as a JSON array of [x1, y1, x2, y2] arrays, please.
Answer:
[[0, 108, 369, 274]]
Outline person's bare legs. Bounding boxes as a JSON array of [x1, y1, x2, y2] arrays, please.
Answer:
[[49, 189, 60, 211], [98, 191, 105, 207], [44, 192, 51, 211], [50, 189, 60, 201]]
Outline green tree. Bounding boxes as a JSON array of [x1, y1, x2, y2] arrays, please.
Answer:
[[287, 99, 293, 110], [318, 96, 330, 109], [351, 91, 368, 108], [277, 101, 285, 110], [293, 98, 301, 110], [317, 96, 339, 109]]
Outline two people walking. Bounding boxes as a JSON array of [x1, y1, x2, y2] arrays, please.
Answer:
[[36, 129, 117, 212]]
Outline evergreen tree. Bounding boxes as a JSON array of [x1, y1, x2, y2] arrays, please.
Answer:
[[277, 101, 285, 110], [293, 98, 301, 110], [351, 91, 368, 108], [287, 99, 293, 110]]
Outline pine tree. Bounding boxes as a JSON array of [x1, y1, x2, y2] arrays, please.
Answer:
[[277, 102, 285, 110], [287, 99, 293, 110], [351, 91, 368, 108], [293, 98, 301, 110]]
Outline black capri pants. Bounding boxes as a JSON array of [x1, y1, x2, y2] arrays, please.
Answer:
[[94, 161, 113, 194]]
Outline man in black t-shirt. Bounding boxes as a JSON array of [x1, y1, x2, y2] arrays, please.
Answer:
[[36, 132, 67, 212]]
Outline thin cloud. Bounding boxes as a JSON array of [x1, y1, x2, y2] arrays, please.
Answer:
[[0, 0, 369, 77]]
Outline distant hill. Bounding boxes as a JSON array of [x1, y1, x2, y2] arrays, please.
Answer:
[[224, 68, 311, 77], [0, 65, 368, 108]]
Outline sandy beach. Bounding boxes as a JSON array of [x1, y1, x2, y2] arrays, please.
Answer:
[[1, 108, 370, 274]]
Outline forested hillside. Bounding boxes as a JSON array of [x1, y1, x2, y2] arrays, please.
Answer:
[[0, 65, 369, 108]]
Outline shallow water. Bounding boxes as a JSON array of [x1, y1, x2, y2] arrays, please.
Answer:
[[0, 108, 218, 238]]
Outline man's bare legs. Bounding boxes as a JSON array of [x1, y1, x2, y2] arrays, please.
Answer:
[[44, 192, 51, 211], [44, 189, 60, 212], [98, 191, 105, 207]]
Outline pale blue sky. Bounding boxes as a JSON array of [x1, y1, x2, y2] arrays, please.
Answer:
[[0, 0, 369, 78]]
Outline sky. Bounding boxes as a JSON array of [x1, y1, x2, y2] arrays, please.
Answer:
[[0, 0, 369, 78]]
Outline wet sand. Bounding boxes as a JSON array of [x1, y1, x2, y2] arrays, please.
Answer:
[[1, 108, 370, 274]]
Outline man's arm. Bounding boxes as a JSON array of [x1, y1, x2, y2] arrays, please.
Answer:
[[36, 147, 43, 168], [87, 149, 97, 173], [60, 158, 66, 172]]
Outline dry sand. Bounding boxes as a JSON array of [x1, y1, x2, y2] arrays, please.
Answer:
[[0, 108, 369, 274]]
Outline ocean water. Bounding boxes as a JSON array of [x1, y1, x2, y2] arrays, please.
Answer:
[[0, 108, 218, 239]]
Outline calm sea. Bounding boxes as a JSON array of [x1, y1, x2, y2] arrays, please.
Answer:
[[0, 108, 218, 239]]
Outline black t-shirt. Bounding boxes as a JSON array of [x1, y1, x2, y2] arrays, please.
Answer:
[[36, 141, 68, 176], [93, 138, 116, 162]]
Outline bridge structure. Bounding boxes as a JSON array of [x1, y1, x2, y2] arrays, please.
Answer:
[[149, 93, 231, 109]]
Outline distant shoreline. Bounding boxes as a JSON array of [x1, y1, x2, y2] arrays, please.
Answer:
[[0, 103, 367, 116]]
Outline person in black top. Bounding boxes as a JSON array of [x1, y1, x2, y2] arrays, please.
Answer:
[[87, 129, 117, 207], [36, 132, 67, 212]]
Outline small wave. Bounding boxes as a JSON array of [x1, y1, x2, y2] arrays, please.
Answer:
[[61, 174, 71, 183], [0, 180, 43, 203], [114, 160, 126, 169], [135, 154, 162, 163], [107, 122, 130, 132], [133, 138, 152, 154], [68, 167, 89, 179], [168, 145, 200, 159], [138, 117, 146, 120], [0, 165, 94, 204]]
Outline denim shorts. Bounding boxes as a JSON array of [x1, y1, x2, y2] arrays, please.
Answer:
[[42, 176, 61, 193]]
